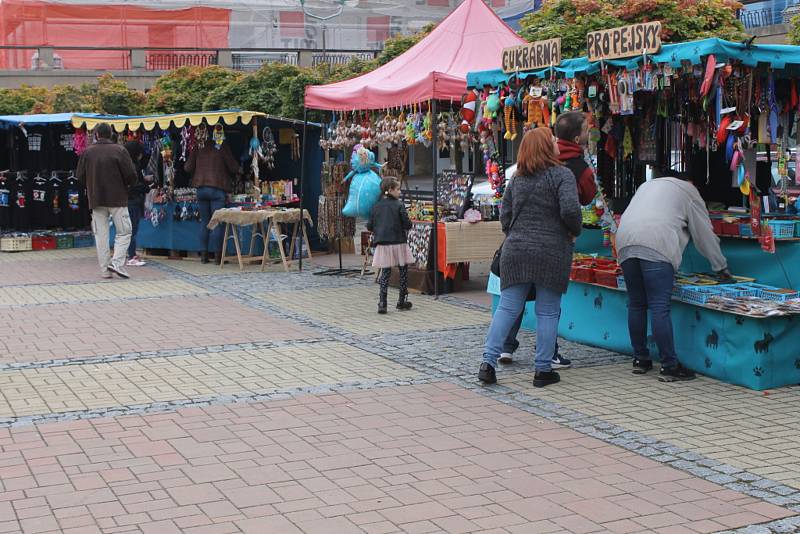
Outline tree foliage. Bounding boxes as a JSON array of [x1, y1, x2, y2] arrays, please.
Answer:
[[0, 85, 50, 115], [145, 65, 242, 114], [520, 0, 746, 58], [789, 14, 800, 45], [96, 74, 146, 115]]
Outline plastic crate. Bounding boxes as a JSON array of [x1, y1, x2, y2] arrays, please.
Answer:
[[795, 220, 800, 237], [677, 285, 722, 305], [73, 232, 95, 248], [715, 283, 760, 298], [739, 224, 753, 237], [31, 234, 56, 251], [595, 268, 621, 288], [768, 220, 795, 239], [748, 283, 800, 301], [711, 219, 724, 234], [0, 235, 32, 252], [55, 233, 73, 249]]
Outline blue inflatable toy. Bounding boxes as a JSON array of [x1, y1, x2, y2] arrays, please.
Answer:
[[342, 145, 382, 219]]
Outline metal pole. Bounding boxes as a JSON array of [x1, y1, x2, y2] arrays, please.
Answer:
[[431, 99, 439, 298], [299, 107, 308, 271]]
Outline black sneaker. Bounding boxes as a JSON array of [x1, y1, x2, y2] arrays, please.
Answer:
[[533, 370, 560, 388], [632, 358, 653, 375], [658, 363, 696, 382], [551, 354, 572, 369], [478, 363, 497, 384]]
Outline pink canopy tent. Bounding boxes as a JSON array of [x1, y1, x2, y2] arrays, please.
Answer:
[[304, 0, 525, 111]]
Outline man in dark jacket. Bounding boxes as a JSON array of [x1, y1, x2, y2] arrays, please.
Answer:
[[499, 112, 597, 368], [76, 123, 138, 279]]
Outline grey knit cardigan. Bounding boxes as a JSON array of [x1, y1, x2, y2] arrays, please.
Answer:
[[499, 165, 583, 293]]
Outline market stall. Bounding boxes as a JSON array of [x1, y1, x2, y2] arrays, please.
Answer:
[[0, 113, 106, 252], [470, 32, 800, 389], [304, 0, 524, 293], [71, 110, 323, 259]]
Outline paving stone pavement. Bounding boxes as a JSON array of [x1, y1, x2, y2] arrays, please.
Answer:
[[0, 249, 799, 532]]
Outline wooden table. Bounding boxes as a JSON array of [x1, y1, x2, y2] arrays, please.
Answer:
[[207, 208, 312, 272]]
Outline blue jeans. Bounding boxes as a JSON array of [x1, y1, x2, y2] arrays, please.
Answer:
[[127, 203, 143, 258], [484, 283, 562, 372], [197, 186, 226, 253], [621, 258, 678, 369], [502, 309, 561, 358]]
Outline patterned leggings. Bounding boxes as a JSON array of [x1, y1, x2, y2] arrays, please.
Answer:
[[378, 265, 409, 298]]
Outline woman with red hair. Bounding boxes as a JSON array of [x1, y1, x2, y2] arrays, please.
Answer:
[[478, 128, 582, 388]]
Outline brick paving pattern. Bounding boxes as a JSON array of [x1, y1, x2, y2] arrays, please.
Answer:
[[0, 258, 167, 287], [0, 280, 207, 306], [0, 342, 418, 419], [504, 365, 800, 488], [0, 249, 799, 533], [260, 286, 491, 335], [0, 296, 314, 363], [0, 383, 792, 534]]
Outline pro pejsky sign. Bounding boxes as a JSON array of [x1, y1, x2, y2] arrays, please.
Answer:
[[502, 38, 562, 74], [587, 21, 662, 62]]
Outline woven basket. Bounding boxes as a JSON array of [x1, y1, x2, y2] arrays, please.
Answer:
[[443, 221, 503, 263], [1, 236, 33, 252]]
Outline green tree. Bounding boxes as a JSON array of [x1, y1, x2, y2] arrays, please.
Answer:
[[789, 13, 800, 45], [203, 63, 302, 113], [96, 74, 146, 115], [0, 85, 50, 115], [278, 68, 325, 120], [520, 0, 745, 58], [47, 84, 97, 113], [146, 65, 241, 114]]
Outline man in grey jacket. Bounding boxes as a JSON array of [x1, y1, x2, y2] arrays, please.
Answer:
[[616, 172, 731, 382]]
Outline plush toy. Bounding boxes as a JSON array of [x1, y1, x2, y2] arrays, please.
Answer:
[[486, 90, 501, 119], [461, 90, 478, 133], [503, 93, 517, 141], [342, 145, 382, 219]]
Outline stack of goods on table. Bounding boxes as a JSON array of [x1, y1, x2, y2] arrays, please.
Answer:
[[710, 213, 800, 239], [569, 255, 800, 317], [673, 273, 800, 317], [570, 255, 624, 288]]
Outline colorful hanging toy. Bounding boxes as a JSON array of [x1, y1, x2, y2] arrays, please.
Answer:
[[342, 145, 383, 219], [503, 91, 517, 141], [212, 124, 225, 149]]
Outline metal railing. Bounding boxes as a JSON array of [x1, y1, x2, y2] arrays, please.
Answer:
[[311, 51, 377, 66], [739, 1, 799, 28], [0, 45, 381, 72], [232, 52, 300, 71], [146, 52, 217, 70]]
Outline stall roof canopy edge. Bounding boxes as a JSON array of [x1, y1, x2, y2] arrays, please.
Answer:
[[0, 112, 103, 128], [71, 110, 270, 132], [466, 38, 800, 88], [304, 0, 525, 111]]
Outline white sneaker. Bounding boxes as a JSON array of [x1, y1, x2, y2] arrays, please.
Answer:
[[101, 271, 113, 279], [108, 263, 130, 279], [126, 256, 146, 266], [498, 352, 513, 364]]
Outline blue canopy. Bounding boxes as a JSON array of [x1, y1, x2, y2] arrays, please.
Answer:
[[0, 113, 81, 127], [467, 38, 800, 88]]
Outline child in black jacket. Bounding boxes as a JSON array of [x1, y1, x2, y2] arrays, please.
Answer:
[[367, 177, 414, 314]]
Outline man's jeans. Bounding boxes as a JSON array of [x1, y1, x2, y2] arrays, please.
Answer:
[[621, 258, 678, 369], [197, 186, 227, 253], [92, 206, 131, 274], [484, 283, 562, 372], [502, 309, 561, 358], [127, 203, 143, 258]]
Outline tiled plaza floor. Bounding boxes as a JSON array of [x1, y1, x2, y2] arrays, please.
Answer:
[[0, 248, 800, 533], [503, 366, 800, 488]]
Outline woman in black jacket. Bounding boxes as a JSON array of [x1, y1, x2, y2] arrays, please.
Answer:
[[367, 177, 414, 314], [123, 141, 150, 266]]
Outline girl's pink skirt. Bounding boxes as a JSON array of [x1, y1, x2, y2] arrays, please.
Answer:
[[372, 243, 415, 268]]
